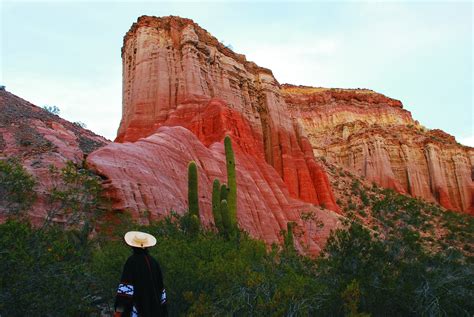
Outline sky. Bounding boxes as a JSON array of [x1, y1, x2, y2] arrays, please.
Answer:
[[1, 1, 472, 145]]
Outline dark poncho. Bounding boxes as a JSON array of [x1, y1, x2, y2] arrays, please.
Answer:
[[115, 248, 168, 317]]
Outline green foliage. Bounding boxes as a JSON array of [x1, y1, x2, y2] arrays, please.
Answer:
[[177, 211, 200, 236], [73, 121, 87, 128], [42, 105, 60, 115], [351, 179, 361, 193], [1, 209, 473, 316], [360, 190, 370, 206], [220, 199, 233, 238], [371, 188, 473, 252], [220, 183, 228, 201], [1, 156, 473, 316], [318, 221, 474, 316], [341, 280, 370, 317], [283, 222, 295, 252], [211, 179, 223, 232], [0, 220, 97, 316], [187, 161, 200, 221], [46, 161, 104, 231], [224, 135, 237, 227], [0, 158, 37, 216]]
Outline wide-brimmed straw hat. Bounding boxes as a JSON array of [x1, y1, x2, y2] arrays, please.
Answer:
[[124, 231, 157, 248]]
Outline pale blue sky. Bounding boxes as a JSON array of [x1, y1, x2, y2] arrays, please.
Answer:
[[1, 1, 472, 145]]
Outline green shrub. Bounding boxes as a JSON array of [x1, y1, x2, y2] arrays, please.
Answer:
[[0, 220, 97, 315], [0, 158, 37, 216], [46, 161, 104, 230]]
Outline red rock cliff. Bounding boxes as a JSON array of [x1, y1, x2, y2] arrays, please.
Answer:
[[283, 85, 474, 214], [113, 15, 338, 211], [87, 15, 341, 252]]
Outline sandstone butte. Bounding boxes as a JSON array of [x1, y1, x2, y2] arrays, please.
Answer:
[[0, 88, 108, 224], [86, 15, 341, 253], [283, 84, 474, 214]]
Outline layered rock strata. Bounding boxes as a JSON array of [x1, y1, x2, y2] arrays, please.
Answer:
[[86, 15, 342, 252], [283, 85, 474, 214], [88, 126, 341, 253], [112, 15, 338, 211]]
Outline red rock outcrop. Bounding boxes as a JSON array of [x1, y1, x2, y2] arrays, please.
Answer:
[[112, 15, 338, 211], [88, 126, 341, 253], [0, 89, 109, 223], [86, 15, 342, 252], [283, 85, 474, 214]]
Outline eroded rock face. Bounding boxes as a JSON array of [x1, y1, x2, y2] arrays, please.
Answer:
[[83, 15, 343, 252], [113, 15, 338, 212], [0, 90, 109, 223], [283, 85, 474, 214], [89, 126, 341, 253]]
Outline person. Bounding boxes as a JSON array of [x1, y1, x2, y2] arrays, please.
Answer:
[[114, 231, 168, 317]]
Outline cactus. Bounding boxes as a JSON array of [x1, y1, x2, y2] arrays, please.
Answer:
[[220, 183, 228, 201], [212, 179, 223, 232], [220, 199, 232, 237], [187, 161, 200, 224], [224, 135, 237, 227], [189, 214, 200, 235]]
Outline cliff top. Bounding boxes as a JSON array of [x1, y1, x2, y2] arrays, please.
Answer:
[[281, 84, 376, 95], [123, 15, 274, 76], [281, 83, 404, 109]]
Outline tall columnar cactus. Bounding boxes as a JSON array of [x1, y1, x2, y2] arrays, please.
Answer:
[[224, 135, 237, 227], [220, 184, 228, 201], [212, 179, 223, 232], [220, 199, 232, 237], [187, 161, 200, 223]]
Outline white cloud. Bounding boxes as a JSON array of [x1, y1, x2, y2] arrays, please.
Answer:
[[459, 135, 474, 147]]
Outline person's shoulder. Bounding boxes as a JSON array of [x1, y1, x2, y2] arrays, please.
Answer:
[[124, 253, 138, 265]]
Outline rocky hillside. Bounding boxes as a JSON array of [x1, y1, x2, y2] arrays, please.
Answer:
[[0, 88, 108, 223], [283, 84, 474, 214]]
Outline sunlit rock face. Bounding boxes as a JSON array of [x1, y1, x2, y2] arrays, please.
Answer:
[[112, 15, 339, 211], [0, 89, 108, 223], [88, 126, 341, 254], [86, 15, 342, 253], [283, 85, 474, 214]]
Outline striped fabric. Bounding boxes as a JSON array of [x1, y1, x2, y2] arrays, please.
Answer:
[[117, 283, 134, 296], [131, 305, 138, 317], [161, 288, 167, 304]]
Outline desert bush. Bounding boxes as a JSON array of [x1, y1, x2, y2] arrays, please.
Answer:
[[42, 105, 60, 115], [1, 161, 473, 316], [45, 161, 104, 231], [0, 220, 97, 316], [0, 158, 37, 215]]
